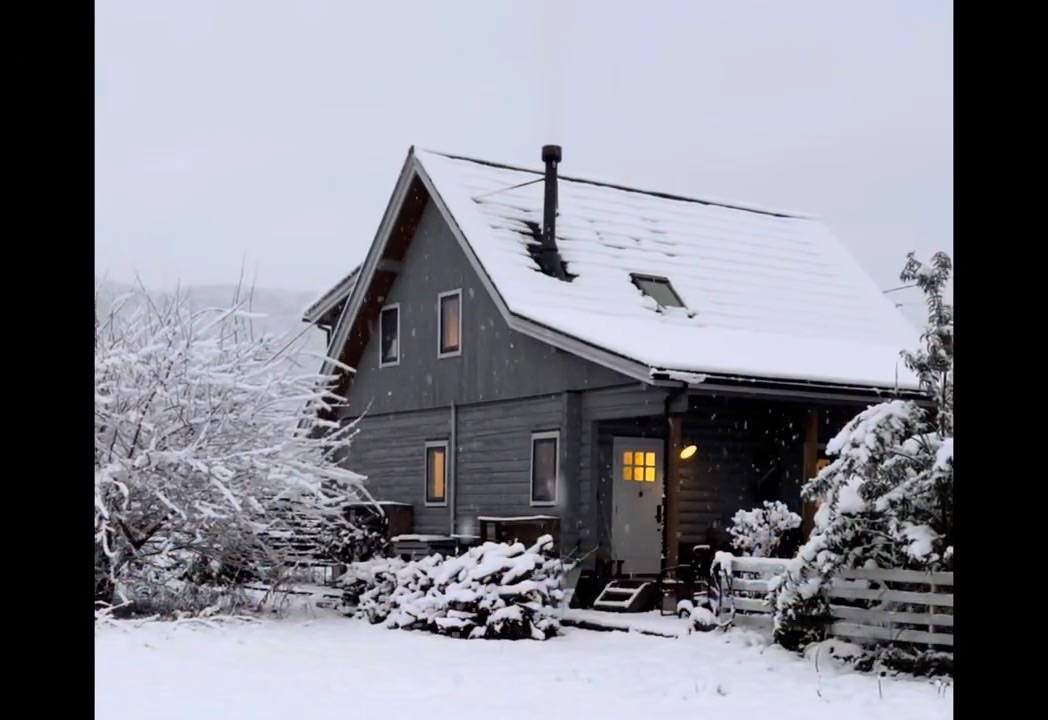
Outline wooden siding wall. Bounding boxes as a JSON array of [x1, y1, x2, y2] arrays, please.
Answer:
[[454, 395, 566, 541], [340, 407, 453, 536], [345, 393, 586, 548]]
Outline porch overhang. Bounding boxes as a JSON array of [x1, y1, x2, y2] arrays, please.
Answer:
[[649, 369, 930, 406]]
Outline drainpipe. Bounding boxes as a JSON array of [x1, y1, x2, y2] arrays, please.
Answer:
[[449, 401, 457, 538], [662, 382, 688, 569]]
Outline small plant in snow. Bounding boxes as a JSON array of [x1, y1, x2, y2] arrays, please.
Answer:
[[345, 536, 565, 640], [95, 284, 371, 617], [728, 501, 801, 558]]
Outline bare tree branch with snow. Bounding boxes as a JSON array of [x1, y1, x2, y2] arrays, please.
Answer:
[[94, 285, 369, 615]]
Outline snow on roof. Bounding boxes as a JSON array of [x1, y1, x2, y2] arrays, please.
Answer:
[[303, 264, 362, 324], [415, 149, 919, 390]]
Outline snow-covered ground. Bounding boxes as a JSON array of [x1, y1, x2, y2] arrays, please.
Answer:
[[95, 614, 952, 719]]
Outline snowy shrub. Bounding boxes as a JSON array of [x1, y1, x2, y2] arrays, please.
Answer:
[[854, 646, 954, 678], [773, 251, 953, 673], [94, 285, 371, 617], [347, 536, 565, 640], [728, 501, 801, 558]]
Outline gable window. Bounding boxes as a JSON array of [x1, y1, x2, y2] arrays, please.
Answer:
[[438, 290, 462, 357], [530, 431, 559, 505], [630, 274, 685, 309], [379, 304, 400, 367], [425, 441, 448, 506]]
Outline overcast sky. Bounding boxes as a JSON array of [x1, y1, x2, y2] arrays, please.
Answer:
[[95, 0, 952, 318]]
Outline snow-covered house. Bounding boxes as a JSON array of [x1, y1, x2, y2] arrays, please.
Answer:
[[304, 145, 922, 582]]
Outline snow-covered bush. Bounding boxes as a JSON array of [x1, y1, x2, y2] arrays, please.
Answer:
[[773, 252, 953, 670], [95, 285, 371, 616], [728, 501, 802, 558], [343, 536, 565, 640]]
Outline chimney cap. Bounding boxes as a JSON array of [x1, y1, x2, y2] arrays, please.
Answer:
[[542, 144, 562, 163]]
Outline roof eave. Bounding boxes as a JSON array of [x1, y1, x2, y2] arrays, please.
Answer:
[[302, 266, 362, 324], [649, 368, 929, 404]]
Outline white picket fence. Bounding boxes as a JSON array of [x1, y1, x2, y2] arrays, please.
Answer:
[[713, 554, 954, 652]]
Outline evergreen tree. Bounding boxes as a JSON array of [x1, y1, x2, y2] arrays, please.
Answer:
[[773, 251, 954, 650]]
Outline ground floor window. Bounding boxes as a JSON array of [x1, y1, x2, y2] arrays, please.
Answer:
[[425, 441, 448, 506], [530, 431, 559, 505]]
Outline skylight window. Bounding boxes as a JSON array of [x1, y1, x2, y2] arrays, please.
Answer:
[[631, 274, 686, 309]]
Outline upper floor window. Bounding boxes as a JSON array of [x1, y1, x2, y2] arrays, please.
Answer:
[[438, 290, 462, 358], [379, 304, 400, 367]]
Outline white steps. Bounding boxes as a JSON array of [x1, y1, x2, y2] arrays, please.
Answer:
[[591, 579, 658, 613]]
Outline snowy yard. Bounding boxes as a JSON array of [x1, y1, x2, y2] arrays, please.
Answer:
[[95, 614, 952, 720]]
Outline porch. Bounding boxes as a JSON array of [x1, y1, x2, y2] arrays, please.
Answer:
[[582, 391, 860, 605]]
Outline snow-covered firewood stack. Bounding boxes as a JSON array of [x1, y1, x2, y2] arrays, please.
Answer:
[[340, 556, 408, 621], [342, 535, 565, 640]]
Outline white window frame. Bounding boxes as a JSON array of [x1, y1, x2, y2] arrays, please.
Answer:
[[529, 430, 560, 507], [378, 303, 401, 368], [437, 289, 463, 359], [424, 440, 449, 507]]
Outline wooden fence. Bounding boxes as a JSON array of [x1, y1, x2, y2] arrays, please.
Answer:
[[827, 567, 953, 650], [713, 555, 954, 652], [712, 555, 789, 631]]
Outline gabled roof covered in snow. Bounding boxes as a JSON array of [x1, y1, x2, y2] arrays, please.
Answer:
[[321, 146, 920, 397]]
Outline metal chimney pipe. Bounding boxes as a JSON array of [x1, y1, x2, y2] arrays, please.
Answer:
[[541, 144, 567, 280]]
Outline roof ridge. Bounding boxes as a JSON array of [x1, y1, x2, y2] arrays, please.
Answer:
[[415, 147, 813, 220]]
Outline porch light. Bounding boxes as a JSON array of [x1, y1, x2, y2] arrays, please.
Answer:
[[680, 444, 697, 460]]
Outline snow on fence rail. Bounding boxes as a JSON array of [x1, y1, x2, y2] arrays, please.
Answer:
[[712, 554, 790, 631], [712, 554, 954, 652]]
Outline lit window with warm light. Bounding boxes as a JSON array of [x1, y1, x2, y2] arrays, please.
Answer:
[[425, 441, 448, 506], [622, 450, 657, 482], [438, 290, 462, 357]]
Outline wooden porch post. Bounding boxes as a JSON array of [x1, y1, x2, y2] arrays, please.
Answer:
[[665, 415, 683, 569], [801, 408, 820, 538]]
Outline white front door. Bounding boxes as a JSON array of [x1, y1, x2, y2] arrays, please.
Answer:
[[611, 437, 664, 575]]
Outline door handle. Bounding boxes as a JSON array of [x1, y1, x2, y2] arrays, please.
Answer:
[[656, 505, 662, 523]]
